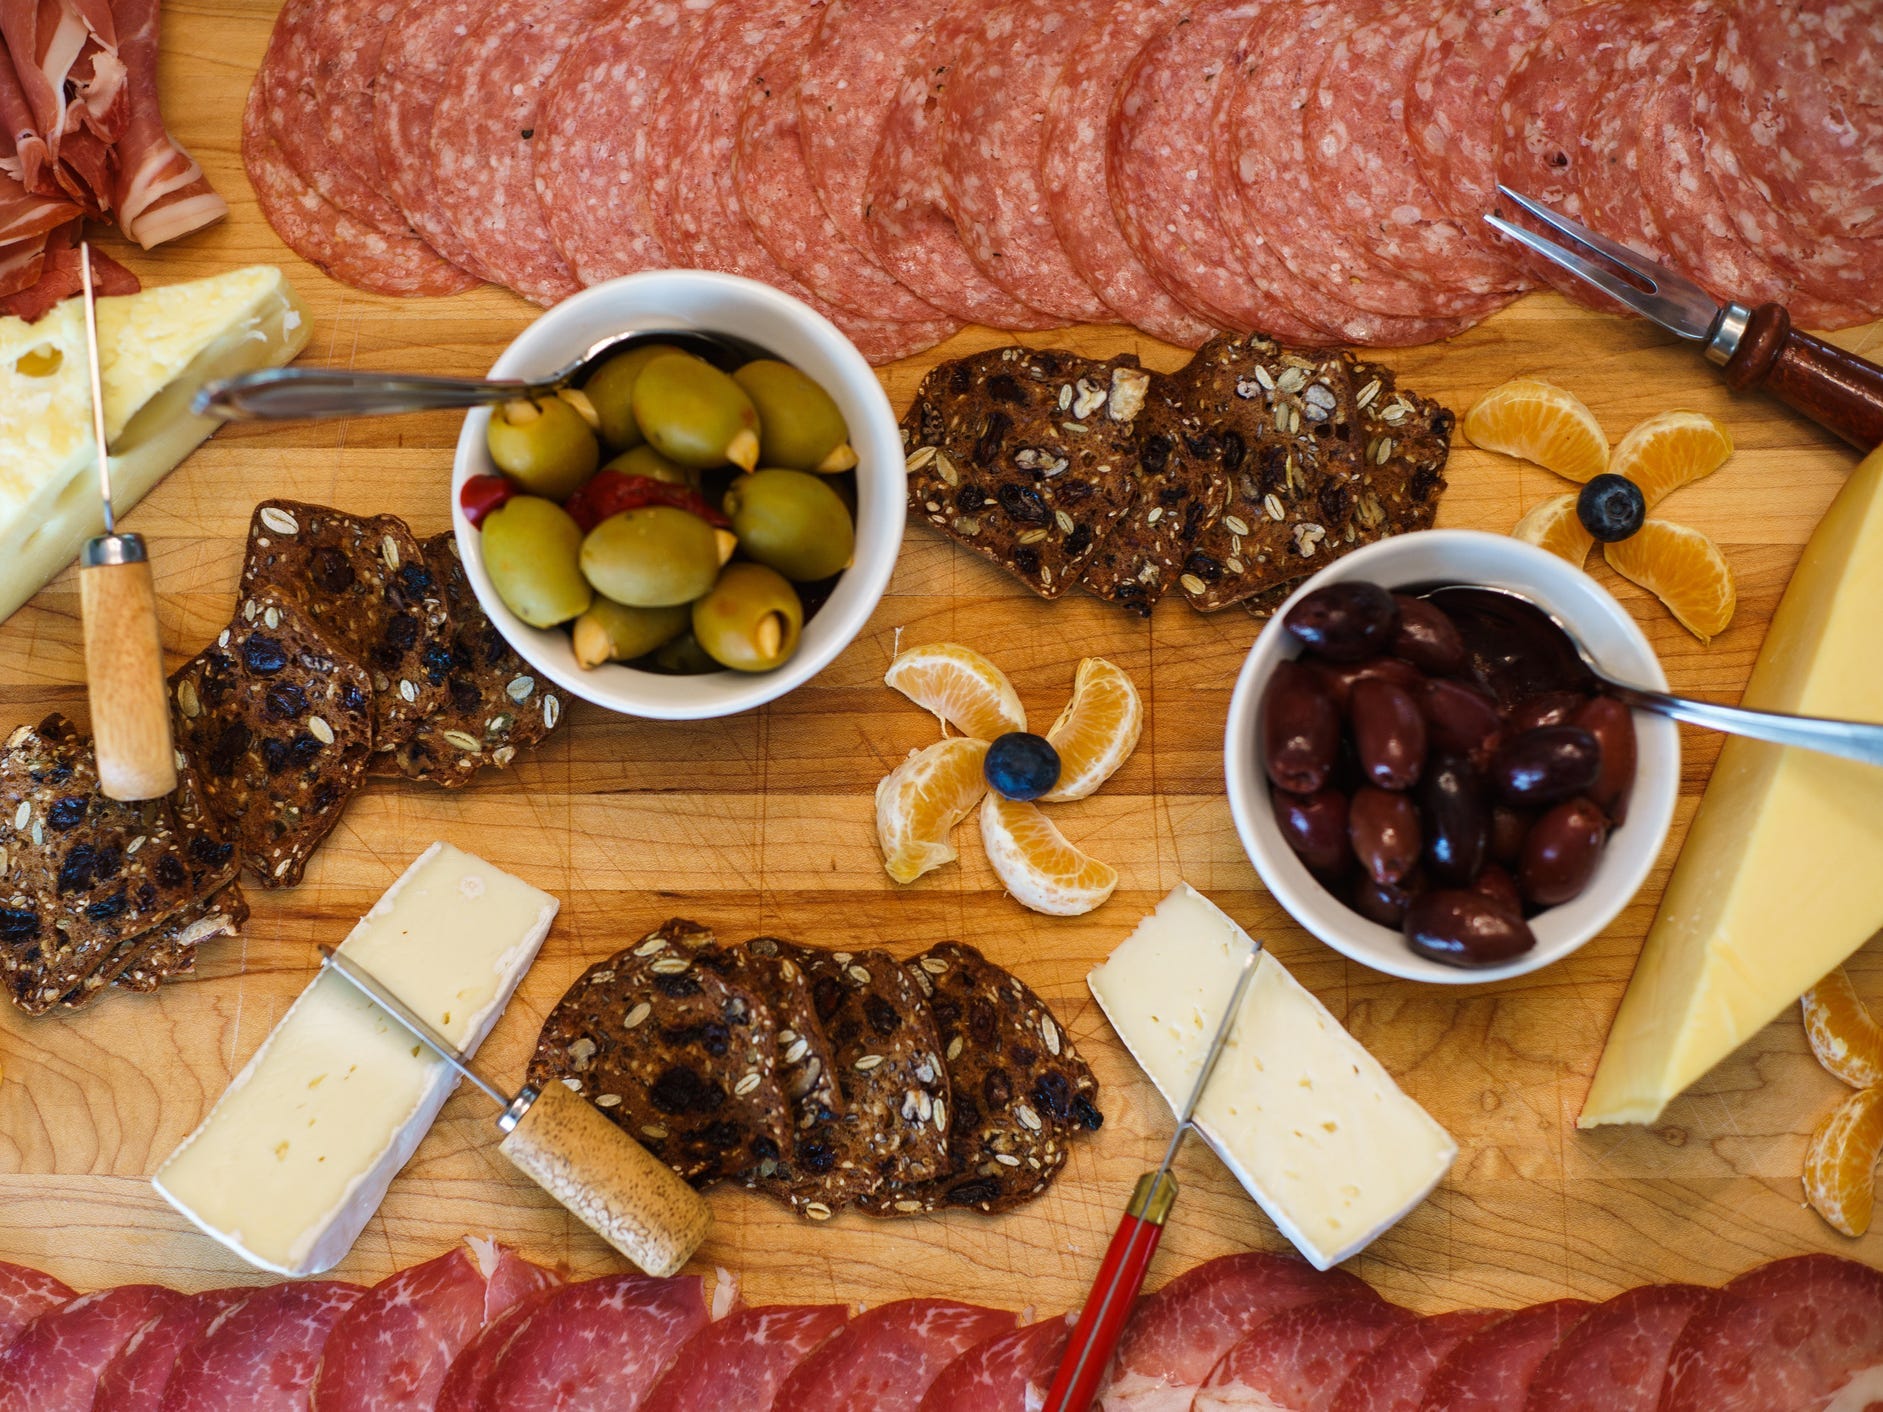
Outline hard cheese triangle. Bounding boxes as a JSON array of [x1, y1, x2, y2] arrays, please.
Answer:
[[1582, 444, 1883, 1127]]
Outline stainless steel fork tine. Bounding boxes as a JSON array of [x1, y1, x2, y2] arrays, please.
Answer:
[[1491, 184, 1678, 289], [1481, 216, 1661, 310]]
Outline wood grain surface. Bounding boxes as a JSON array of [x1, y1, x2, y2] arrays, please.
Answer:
[[1, 0, 1881, 1318]]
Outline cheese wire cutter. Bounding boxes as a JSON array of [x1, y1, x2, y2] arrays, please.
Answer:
[[1488, 186, 1883, 452], [1044, 943, 1262, 1412], [78, 243, 177, 801], [316, 944, 712, 1277]]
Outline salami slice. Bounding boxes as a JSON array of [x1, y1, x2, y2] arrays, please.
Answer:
[[159, 1281, 365, 1412], [433, 1291, 554, 1412], [1038, 0, 1215, 347], [0, 1284, 177, 1411], [1419, 1299, 1591, 1412], [92, 1289, 248, 1412], [1097, 1253, 1378, 1412], [641, 1304, 849, 1412], [1525, 1284, 1709, 1412], [935, 0, 1113, 322], [1193, 1299, 1412, 1412], [0, 1261, 72, 1350], [1662, 1255, 1883, 1412], [1327, 1309, 1498, 1412], [480, 1274, 707, 1412], [772, 1299, 1016, 1412], [310, 0, 405, 212], [916, 1316, 1070, 1412]]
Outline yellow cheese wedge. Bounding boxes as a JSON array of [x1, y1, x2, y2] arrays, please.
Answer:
[[1581, 446, 1883, 1127], [0, 266, 310, 625]]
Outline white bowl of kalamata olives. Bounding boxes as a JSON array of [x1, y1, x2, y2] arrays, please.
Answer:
[[451, 270, 905, 720], [1225, 531, 1679, 984]]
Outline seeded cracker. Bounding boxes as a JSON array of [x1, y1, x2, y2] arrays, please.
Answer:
[[860, 942, 1102, 1215], [904, 347, 1152, 598], [171, 587, 375, 889], [527, 920, 793, 1188], [111, 883, 250, 995]]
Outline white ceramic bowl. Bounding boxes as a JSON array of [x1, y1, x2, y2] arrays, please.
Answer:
[[1224, 531, 1679, 984], [451, 271, 904, 720]]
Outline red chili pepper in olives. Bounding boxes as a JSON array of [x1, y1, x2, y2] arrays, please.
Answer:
[[1349, 785, 1421, 886], [1405, 889, 1537, 967], [1283, 582, 1399, 663], [1519, 796, 1609, 906], [1469, 863, 1524, 917], [459, 473, 517, 528], [1492, 724, 1602, 807], [1507, 691, 1586, 734], [1351, 679, 1427, 790], [1570, 695, 1637, 823], [1419, 753, 1487, 886], [1262, 661, 1340, 794], [1488, 804, 1532, 865], [1352, 874, 1416, 928], [1272, 787, 1351, 879], [1419, 677, 1504, 764], [564, 470, 732, 534], [1389, 594, 1466, 675], [1313, 656, 1426, 715]]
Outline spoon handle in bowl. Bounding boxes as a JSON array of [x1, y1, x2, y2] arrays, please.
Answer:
[[1605, 683, 1883, 768], [192, 367, 547, 421]]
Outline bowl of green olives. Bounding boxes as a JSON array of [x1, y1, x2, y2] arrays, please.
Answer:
[[451, 271, 904, 720]]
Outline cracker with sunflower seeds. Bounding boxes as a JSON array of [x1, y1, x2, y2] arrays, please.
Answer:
[[110, 882, 249, 996]]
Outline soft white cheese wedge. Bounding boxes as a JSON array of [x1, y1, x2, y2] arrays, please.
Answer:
[[154, 842, 558, 1276], [0, 265, 310, 624], [1089, 883, 1456, 1270]]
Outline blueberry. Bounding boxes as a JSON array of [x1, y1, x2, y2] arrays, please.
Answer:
[[984, 732, 1061, 801], [1577, 474, 1646, 543]]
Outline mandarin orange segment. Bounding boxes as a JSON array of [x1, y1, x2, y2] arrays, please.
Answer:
[[1609, 410, 1734, 509], [1462, 377, 1609, 482], [1604, 519, 1736, 642], [979, 794, 1117, 917], [1510, 493, 1595, 569], [885, 643, 1027, 740], [875, 737, 990, 884], [1041, 657, 1144, 803], [1804, 1085, 1883, 1237], [1802, 969, 1883, 1089]]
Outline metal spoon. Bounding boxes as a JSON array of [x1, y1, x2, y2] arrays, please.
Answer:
[[189, 327, 770, 422], [1426, 584, 1883, 768]]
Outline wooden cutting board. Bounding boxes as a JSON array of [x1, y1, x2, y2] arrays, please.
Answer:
[[0, 0, 1879, 1317]]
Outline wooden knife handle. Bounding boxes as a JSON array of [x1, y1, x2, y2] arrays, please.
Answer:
[[498, 1080, 712, 1278], [80, 547, 178, 802], [1722, 304, 1883, 452]]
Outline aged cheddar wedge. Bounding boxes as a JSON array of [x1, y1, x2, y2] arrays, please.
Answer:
[[1090, 883, 1456, 1269], [1582, 447, 1883, 1127], [154, 843, 557, 1275], [0, 266, 309, 624]]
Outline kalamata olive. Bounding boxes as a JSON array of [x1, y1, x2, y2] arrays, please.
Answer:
[[1493, 725, 1602, 806], [1571, 695, 1637, 823], [1272, 787, 1351, 879], [1469, 863, 1524, 917], [1390, 594, 1466, 675], [1507, 691, 1585, 734], [1419, 754, 1487, 887], [1405, 890, 1537, 967], [1488, 804, 1532, 865], [1349, 786, 1421, 886], [1420, 678, 1504, 763], [1352, 874, 1416, 928], [1519, 797, 1608, 906], [1312, 656, 1425, 714], [1262, 661, 1340, 794], [1282, 581, 1399, 663], [1352, 679, 1427, 790]]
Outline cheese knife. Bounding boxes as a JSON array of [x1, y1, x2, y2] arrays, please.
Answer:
[[1488, 186, 1883, 452], [317, 944, 712, 1277], [1043, 943, 1262, 1412], [77, 242, 177, 802]]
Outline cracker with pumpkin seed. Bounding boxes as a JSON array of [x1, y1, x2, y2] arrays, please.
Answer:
[[171, 587, 375, 889], [236, 501, 451, 752], [859, 942, 1102, 1216], [527, 919, 793, 1188], [110, 881, 250, 996], [904, 347, 1151, 599]]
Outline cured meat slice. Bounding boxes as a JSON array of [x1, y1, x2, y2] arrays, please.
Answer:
[[0, 1283, 176, 1410], [860, 0, 1055, 330], [0, 172, 80, 250], [1192, 1298, 1413, 1412], [475, 1242, 564, 1323], [1327, 1309, 1498, 1412], [1418, 1298, 1590, 1411], [935, 0, 1113, 322], [917, 1316, 1070, 1412], [159, 1281, 365, 1412], [1525, 1283, 1709, 1412], [0, 218, 137, 320], [641, 1303, 849, 1412], [93, 1288, 248, 1412], [303, 0, 402, 215], [432, 1291, 554, 1412], [1096, 1252, 1377, 1412], [0, 1261, 72, 1350], [1038, 0, 1213, 347], [773, 1299, 1016, 1412], [429, 0, 604, 304], [0, 0, 117, 158], [1661, 1254, 1883, 1412], [479, 1274, 707, 1412], [108, 0, 227, 247]]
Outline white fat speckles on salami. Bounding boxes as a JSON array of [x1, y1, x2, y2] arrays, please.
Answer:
[[1327, 1310, 1499, 1412], [1191, 1298, 1413, 1412], [0, 1284, 178, 1411], [160, 1281, 365, 1412], [313, 0, 406, 212], [915, 1316, 1070, 1412], [642, 1304, 850, 1412], [1525, 1284, 1709, 1412], [773, 1300, 1016, 1412], [1039, 0, 1214, 347], [480, 1274, 707, 1412], [936, 0, 1113, 323]]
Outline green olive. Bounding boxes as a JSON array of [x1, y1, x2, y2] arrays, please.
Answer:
[[571, 599, 690, 669], [732, 360, 855, 473], [485, 397, 600, 500], [580, 506, 729, 607], [631, 354, 760, 470], [722, 468, 855, 581], [602, 444, 697, 488], [692, 562, 804, 672], [649, 630, 720, 675], [481, 496, 592, 627], [583, 344, 695, 451]]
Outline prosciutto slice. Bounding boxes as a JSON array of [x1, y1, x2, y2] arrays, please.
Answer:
[[1526, 1284, 1709, 1412], [917, 1316, 1071, 1412], [0, 1283, 173, 1410], [1419, 1299, 1592, 1411], [106, 0, 224, 245], [157, 1281, 365, 1412], [478, 1274, 707, 1412], [0, 217, 135, 318], [1327, 1310, 1497, 1412], [432, 1292, 552, 1412], [773, 1300, 1017, 1412], [92, 1288, 248, 1412], [1192, 1298, 1414, 1412], [0, 0, 122, 214], [642, 1304, 849, 1412]]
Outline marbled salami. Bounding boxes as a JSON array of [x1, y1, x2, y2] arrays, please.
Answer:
[[479, 1275, 706, 1412], [92, 1290, 247, 1412], [1525, 1283, 1709, 1412], [1327, 1310, 1498, 1412], [1418, 1299, 1591, 1412], [1192, 1299, 1413, 1412], [916, 1316, 1070, 1412], [0, 1260, 71, 1351], [158, 1281, 365, 1412], [0, 1284, 176, 1411], [642, 1304, 848, 1412], [773, 1299, 1015, 1412]]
